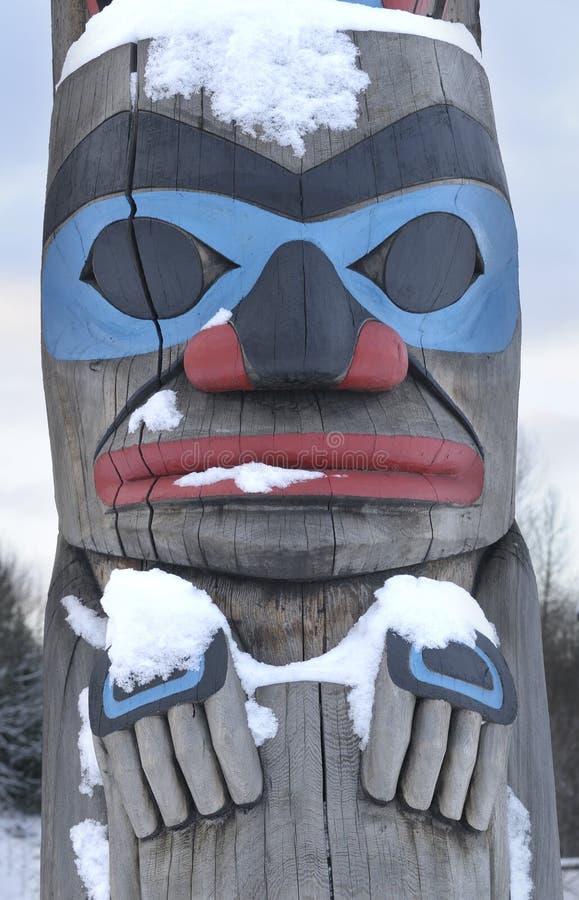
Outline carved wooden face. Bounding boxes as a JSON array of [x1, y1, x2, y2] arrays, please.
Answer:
[[42, 32, 520, 579]]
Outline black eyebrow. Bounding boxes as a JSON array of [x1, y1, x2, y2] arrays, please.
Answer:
[[44, 105, 508, 241]]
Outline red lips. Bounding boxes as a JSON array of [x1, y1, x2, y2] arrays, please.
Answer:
[[94, 433, 483, 508]]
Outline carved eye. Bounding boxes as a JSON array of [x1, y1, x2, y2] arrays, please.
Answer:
[[81, 218, 237, 320], [350, 213, 483, 313]]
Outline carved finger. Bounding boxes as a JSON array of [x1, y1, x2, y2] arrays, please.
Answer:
[[400, 699, 451, 811], [100, 730, 160, 839], [168, 703, 228, 817], [465, 722, 512, 831], [361, 650, 416, 802], [93, 736, 141, 899], [134, 716, 192, 828], [437, 709, 482, 821], [204, 655, 263, 807]]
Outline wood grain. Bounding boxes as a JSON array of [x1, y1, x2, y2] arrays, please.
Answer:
[[44, 537, 563, 898], [43, 3, 562, 896], [437, 709, 482, 821], [48, 45, 133, 190], [50, 0, 88, 87], [135, 32, 493, 176], [41, 538, 108, 899], [474, 523, 563, 896]]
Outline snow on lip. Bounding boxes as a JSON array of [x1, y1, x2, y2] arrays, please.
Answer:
[[94, 433, 484, 507]]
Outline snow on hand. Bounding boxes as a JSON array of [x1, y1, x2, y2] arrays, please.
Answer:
[[175, 462, 324, 494], [65, 570, 498, 749], [62, 595, 107, 650], [507, 788, 533, 900], [101, 569, 224, 692], [70, 820, 110, 900], [59, 0, 481, 156], [128, 389, 183, 435], [78, 689, 103, 797]]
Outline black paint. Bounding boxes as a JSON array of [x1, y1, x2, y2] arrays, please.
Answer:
[[44, 111, 131, 242], [386, 630, 518, 725], [422, 642, 493, 689], [44, 105, 509, 240], [82, 217, 237, 320], [89, 629, 229, 737], [351, 213, 480, 313], [82, 219, 152, 319], [232, 241, 370, 388]]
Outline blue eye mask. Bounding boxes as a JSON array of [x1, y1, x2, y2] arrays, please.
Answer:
[[42, 183, 519, 362]]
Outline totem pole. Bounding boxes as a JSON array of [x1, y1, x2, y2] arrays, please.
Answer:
[[42, 0, 562, 897]]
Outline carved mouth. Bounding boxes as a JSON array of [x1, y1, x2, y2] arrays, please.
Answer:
[[94, 433, 483, 508]]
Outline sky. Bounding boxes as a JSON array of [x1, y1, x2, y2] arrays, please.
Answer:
[[0, 0, 577, 592]]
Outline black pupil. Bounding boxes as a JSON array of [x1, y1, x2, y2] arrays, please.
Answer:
[[89, 218, 203, 320], [384, 213, 477, 313]]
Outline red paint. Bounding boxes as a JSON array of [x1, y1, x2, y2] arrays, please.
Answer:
[[94, 433, 483, 509], [86, 0, 103, 14], [381, 0, 434, 13], [184, 324, 254, 392], [339, 321, 408, 392], [184, 320, 408, 393]]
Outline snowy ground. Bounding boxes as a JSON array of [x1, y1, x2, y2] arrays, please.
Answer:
[[0, 813, 41, 899], [563, 860, 579, 900]]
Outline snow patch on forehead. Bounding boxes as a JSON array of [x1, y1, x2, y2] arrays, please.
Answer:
[[59, 0, 481, 157]]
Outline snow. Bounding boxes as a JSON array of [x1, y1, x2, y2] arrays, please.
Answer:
[[67, 568, 498, 749], [373, 575, 499, 651], [129, 70, 138, 109], [78, 688, 103, 797], [58, 0, 481, 156], [101, 568, 224, 692], [62, 595, 107, 650], [145, 22, 367, 155], [201, 307, 233, 330], [0, 813, 40, 899], [70, 820, 110, 900], [128, 389, 183, 434], [244, 698, 279, 745], [227, 575, 498, 747], [507, 787, 533, 900], [176, 461, 324, 494]]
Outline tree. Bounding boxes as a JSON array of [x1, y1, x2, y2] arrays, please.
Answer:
[[516, 436, 579, 857], [0, 550, 43, 813]]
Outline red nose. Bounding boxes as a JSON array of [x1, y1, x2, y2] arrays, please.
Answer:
[[184, 320, 408, 393]]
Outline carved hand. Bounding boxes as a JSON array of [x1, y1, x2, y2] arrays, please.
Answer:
[[361, 636, 514, 830], [92, 645, 263, 839]]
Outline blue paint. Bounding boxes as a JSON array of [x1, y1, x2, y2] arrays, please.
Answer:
[[102, 657, 206, 719], [409, 643, 504, 710], [42, 184, 519, 361], [42, 196, 160, 360]]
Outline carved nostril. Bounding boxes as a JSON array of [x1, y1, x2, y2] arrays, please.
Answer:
[[337, 321, 408, 392], [184, 324, 253, 392], [183, 318, 408, 394]]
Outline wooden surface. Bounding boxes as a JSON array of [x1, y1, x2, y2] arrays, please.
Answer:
[[136, 32, 495, 175], [422, 320, 521, 563], [43, 23, 516, 580], [43, 4, 561, 897], [47, 45, 133, 190], [41, 538, 108, 899], [40, 535, 559, 898], [50, 0, 87, 87], [474, 524, 563, 896]]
